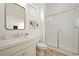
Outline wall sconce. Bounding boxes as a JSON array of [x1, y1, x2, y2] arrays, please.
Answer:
[[29, 20, 39, 29]]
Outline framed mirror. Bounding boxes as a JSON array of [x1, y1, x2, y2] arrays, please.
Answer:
[[5, 3, 26, 30]]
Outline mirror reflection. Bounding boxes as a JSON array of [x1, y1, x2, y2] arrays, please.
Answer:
[[5, 3, 25, 30]]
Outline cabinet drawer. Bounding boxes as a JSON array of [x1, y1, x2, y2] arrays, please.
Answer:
[[12, 49, 25, 56], [12, 44, 36, 56], [0, 43, 26, 56], [0, 39, 37, 56], [24, 45, 36, 56]]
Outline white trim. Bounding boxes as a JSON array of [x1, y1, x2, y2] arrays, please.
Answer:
[[28, 3, 38, 18]]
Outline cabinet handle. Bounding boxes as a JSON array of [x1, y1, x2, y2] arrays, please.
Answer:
[[59, 29, 61, 33]]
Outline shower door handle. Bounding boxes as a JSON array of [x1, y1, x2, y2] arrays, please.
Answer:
[[59, 29, 62, 33]]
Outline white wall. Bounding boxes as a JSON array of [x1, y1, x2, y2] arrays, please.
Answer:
[[33, 3, 46, 43]]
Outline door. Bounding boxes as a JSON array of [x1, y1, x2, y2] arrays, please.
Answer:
[[45, 9, 79, 54], [58, 10, 78, 54], [51, 9, 78, 54], [45, 17, 58, 48]]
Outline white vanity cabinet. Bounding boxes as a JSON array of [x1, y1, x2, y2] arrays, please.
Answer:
[[0, 39, 38, 56]]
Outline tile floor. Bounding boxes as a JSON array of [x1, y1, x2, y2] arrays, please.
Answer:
[[36, 48, 65, 56]]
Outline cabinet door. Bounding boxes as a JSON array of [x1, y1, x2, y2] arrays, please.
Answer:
[[12, 50, 25, 56], [24, 45, 36, 56], [45, 17, 58, 47]]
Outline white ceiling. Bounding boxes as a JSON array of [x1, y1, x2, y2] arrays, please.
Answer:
[[45, 3, 79, 16]]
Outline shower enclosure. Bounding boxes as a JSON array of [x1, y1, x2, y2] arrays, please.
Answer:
[[45, 4, 79, 55]]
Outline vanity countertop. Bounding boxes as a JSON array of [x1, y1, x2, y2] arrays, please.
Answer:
[[0, 34, 39, 50]]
